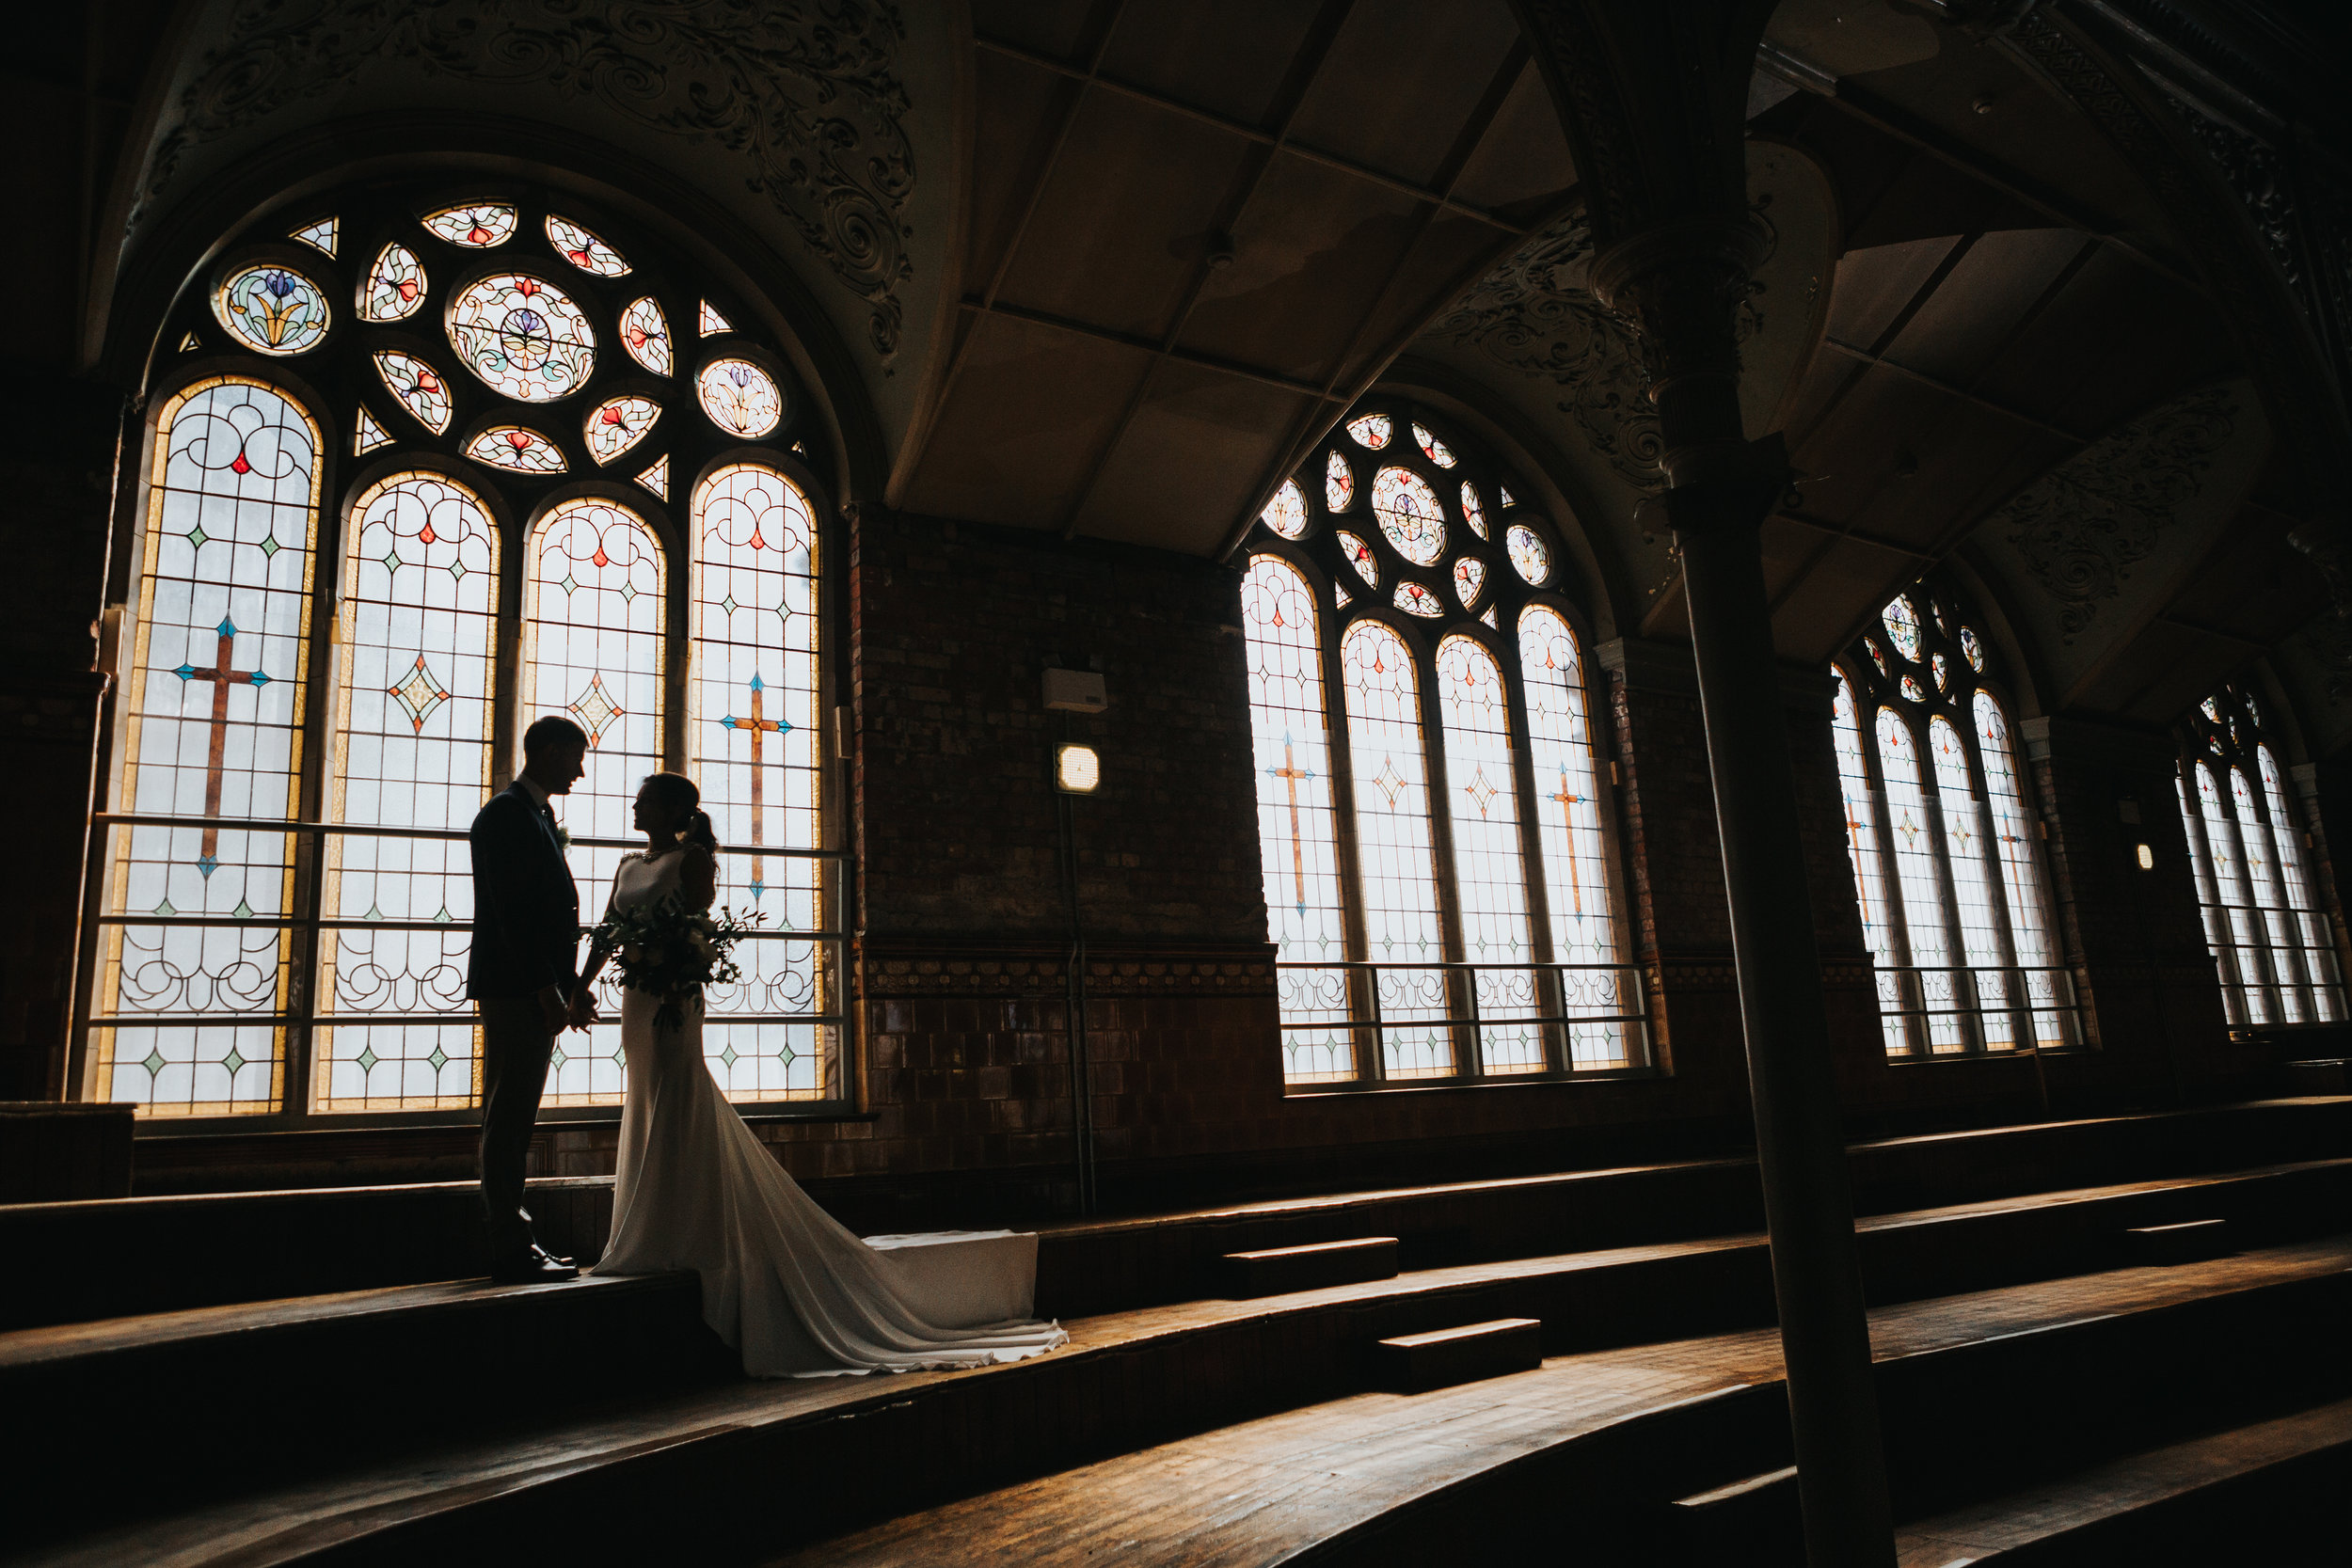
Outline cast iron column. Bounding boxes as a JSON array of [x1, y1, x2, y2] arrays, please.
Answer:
[[1595, 221, 1896, 1568]]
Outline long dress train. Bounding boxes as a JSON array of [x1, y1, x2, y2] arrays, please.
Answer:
[[588, 851, 1068, 1377]]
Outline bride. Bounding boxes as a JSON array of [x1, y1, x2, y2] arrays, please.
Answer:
[[570, 770, 1068, 1377]]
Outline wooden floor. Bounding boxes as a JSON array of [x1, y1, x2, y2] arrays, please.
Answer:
[[763, 1237, 2352, 1567]]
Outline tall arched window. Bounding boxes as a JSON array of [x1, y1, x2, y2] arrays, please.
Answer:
[[2174, 685, 2345, 1025], [1832, 582, 2077, 1055], [82, 187, 840, 1119], [1239, 403, 1645, 1088]]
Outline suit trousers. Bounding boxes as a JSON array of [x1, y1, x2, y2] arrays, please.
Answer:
[[478, 994, 558, 1259]]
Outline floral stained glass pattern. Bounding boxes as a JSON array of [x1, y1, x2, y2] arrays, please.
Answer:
[[1262, 479, 1308, 539], [1454, 557, 1486, 608], [635, 453, 669, 499], [422, 203, 516, 248], [98, 378, 322, 1115], [1506, 524, 1549, 584], [1346, 414, 1392, 450], [584, 395, 661, 466], [1325, 450, 1354, 512], [463, 424, 566, 474], [1392, 581, 1443, 617], [318, 471, 499, 1110], [354, 405, 392, 455], [214, 265, 330, 356], [698, 299, 734, 336], [1435, 635, 1539, 1071], [1960, 626, 1984, 671], [546, 214, 630, 277], [689, 465, 830, 1099], [523, 499, 666, 1104], [1883, 594, 1922, 660], [1900, 675, 1926, 702], [358, 243, 427, 323], [1341, 620, 1450, 1078], [697, 357, 784, 437], [1413, 423, 1457, 467], [1932, 653, 1951, 691], [1336, 531, 1377, 587], [1371, 467, 1446, 565], [1460, 483, 1488, 539], [445, 273, 596, 402], [619, 296, 673, 375], [373, 352, 452, 434], [1242, 556, 1353, 1084]]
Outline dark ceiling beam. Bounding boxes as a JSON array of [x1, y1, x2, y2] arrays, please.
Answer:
[[1056, 0, 1360, 539], [954, 296, 1340, 403], [1771, 510, 1935, 562], [1821, 82, 2201, 293], [1816, 336, 2093, 445], [971, 33, 1531, 235]]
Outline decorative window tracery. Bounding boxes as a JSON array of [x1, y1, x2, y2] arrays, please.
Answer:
[[85, 186, 837, 1120], [1240, 403, 1645, 1089], [2174, 685, 2345, 1026], [1833, 581, 2077, 1055]]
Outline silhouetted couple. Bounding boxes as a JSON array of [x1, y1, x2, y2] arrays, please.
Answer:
[[466, 714, 1066, 1375]]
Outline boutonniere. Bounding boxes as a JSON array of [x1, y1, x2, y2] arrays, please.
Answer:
[[554, 823, 572, 852]]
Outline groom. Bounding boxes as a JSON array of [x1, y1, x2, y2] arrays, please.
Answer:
[[469, 713, 591, 1283]]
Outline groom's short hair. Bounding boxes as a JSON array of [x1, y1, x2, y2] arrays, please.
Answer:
[[522, 714, 589, 759]]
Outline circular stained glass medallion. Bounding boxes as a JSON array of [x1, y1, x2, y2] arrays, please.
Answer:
[[696, 356, 784, 437], [584, 394, 661, 466], [1262, 479, 1308, 539], [446, 273, 596, 402], [1371, 467, 1445, 565], [1882, 594, 1922, 660], [214, 263, 330, 356], [1506, 523, 1549, 585]]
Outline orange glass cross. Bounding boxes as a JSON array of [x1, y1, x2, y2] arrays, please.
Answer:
[[171, 616, 270, 878]]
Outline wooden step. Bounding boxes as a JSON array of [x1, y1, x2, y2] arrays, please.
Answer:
[[2123, 1217, 2233, 1265], [1220, 1236, 1399, 1297], [1668, 1465, 1801, 1568], [1373, 1316, 1542, 1391]]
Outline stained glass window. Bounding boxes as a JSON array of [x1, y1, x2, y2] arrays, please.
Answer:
[[688, 464, 831, 1100], [95, 377, 321, 1114], [354, 405, 392, 455], [619, 296, 673, 375], [1262, 478, 1308, 539], [1838, 578, 2076, 1056], [1326, 449, 1354, 512], [1242, 557, 1353, 1083], [290, 216, 338, 257], [1506, 524, 1549, 585], [463, 424, 567, 474], [546, 214, 630, 277], [698, 299, 734, 335], [697, 356, 784, 437], [374, 351, 452, 433], [1341, 620, 1450, 1078], [359, 244, 426, 323], [214, 265, 330, 356], [2174, 687, 2345, 1026], [318, 472, 499, 1110], [422, 203, 516, 248], [445, 273, 596, 401], [1371, 467, 1445, 564], [1241, 403, 1643, 1088], [635, 454, 670, 499], [584, 394, 661, 466], [1498, 485, 1516, 508]]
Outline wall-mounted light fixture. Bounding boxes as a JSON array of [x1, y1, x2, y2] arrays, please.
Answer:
[[1056, 742, 1101, 794], [2136, 843, 2154, 871]]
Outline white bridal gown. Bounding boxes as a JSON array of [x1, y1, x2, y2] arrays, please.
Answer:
[[589, 850, 1069, 1377]]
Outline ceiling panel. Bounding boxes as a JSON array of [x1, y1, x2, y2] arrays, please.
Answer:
[[1074, 362, 1315, 551], [1096, 0, 1328, 126], [1282, 0, 1521, 188], [1446, 61, 1576, 217], [965, 50, 1077, 291]]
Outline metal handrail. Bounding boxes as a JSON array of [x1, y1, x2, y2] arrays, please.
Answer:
[[91, 812, 848, 858]]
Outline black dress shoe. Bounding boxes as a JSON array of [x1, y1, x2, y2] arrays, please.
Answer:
[[491, 1248, 580, 1284]]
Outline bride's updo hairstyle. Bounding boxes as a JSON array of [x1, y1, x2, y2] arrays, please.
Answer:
[[643, 771, 720, 855]]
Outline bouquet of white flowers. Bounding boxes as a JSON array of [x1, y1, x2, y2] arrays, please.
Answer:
[[589, 894, 766, 1031]]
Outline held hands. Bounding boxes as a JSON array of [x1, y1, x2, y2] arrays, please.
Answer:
[[537, 986, 569, 1036], [566, 989, 599, 1032]]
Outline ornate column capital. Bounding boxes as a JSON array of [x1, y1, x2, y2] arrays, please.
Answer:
[[1589, 215, 1772, 485]]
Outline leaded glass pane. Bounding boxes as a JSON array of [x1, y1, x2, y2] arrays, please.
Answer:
[[584, 394, 661, 466], [1435, 636, 1539, 1072], [1877, 707, 1962, 1051], [1506, 524, 1548, 584], [1243, 556, 1352, 1085], [1882, 594, 1921, 660], [698, 298, 734, 336], [619, 296, 674, 375], [445, 273, 596, 402], [99, 377, 321, 1115], [2259, 746, 2344, 1021], [635, 453, 670, 499], [2195, 762, 2271, 1024], [1392, 580, 1443, 617], [290, 216, 337, 257], [422, 203, 516, 248], [317, 472, 499, 1110], [1262, 478, 1308, 539], [1371, 467, 1445, 564], [1976, 694, 2068, 1046], [1453, 557, 1485, 608], [1341, 620, 1449, 1077], [1413, 423, 1456, 467], [463, 424, 567, 474], [1929, 716, 2010, 1047], [697, 356, 784, 437], [524, 499, 666, 1104], [2233, 766, 2307, 1022], [545, 214, 630, 277], [1346, 414, 1391, 449], [213, 265, 331, 356], [359, 243, 427, 323], [1519, 606, 1629, 1067], [1834, 673, 1905, 1054], [1336, 531, 1377, 587], [374, 351, 452, 433], [1460, 482, 1488, 539], [1326, 449, 1354, 512], [2178, 769, 2247, 1026]]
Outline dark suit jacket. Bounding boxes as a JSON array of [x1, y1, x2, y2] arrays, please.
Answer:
[[467, 783, 581, 1002]]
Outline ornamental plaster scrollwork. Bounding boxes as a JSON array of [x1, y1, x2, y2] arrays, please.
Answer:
[[142, 0, 917, 357], [2159, 93, 2302, 301], [1989, 384, 2237, 641]]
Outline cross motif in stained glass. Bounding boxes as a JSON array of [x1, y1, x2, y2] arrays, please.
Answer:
[[388, 655, 452, 734], [568, 673, 625, 746]]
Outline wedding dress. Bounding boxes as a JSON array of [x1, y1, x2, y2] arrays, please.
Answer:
[[588, 849, 1069, 1377]]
